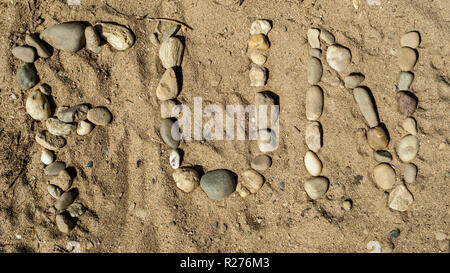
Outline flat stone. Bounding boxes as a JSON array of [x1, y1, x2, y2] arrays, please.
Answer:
[[35, 131, 66, 150], [40, 22, 86, 52], [84, 26, 102, 53], [160, 118, 180, 149], [367, 126, 389, 150], [249, 65, 267, 87], [25, 90, 51, 120], [305, 121, 322, 152], [353, 87, 379, 127], [404, 163, 417, 183], [304, 176, 329, 200], [55, 213, 74, 233], [41, 149, 54, 165], [44, 161, 66, 176], [159, 37, 184, 69], [374, 150, 392, 163], [236, 170, 264, 197], [344, 73, 365, 89], [398, 71, 414, 91], [402, 117, 417, 135], [49, 169, 72, 191], [46, 117, 76, 136], [397, 135, 419, 162], [250, 155, 272, 171], [173, 167, 200, 193], [169, 149, 181, 169], [397, 47, 418, 71], [305, 85, 323, 121], [307, 28, 320, 48], [326, 45, 352, 72], [12, 46, 36, 63], [156, 68, 178, 100], [76, 121, 94, 135], [373, 163, 396, 190], [97, 22, 135, 51], [400, 31, 421, 49], [304, 150, 322, 176], [200, 170, 236, 199], [87, 107, 112, 126], [17, 63, 38, 90], [250, 20, 272, 35], [388, 184, 414, 211], [307, 57, 323, 84], [25, 34, 51, 58], [397, 91, 417, 116], [47, 184, 63, 199], [319, 29, 335, 45], [55, 189, 77, 210], [67, 202, 85, 218], [248, 34, 270, 50]]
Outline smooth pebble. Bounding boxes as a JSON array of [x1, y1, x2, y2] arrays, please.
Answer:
[[397, 47, 418, 71], [353, 87, 379, 127], [396, 91, 417, 116], [305, 85, 323, 121], [398, 71, 414, 91], [17, 63, 38, 90], [25, 34, 51, 58], [46, 117, 76, 136], [404, 163, 417, 183], [249, 65, 267, 87], [47, 184, 63, 199], [236, 170, 264, 197], [156, 68, 178, 100], [40, 22, 86, 52], [397, 135, 419, 162], [49, 169, 72, 191], [388, 184, 414, 211], [44, 161, 66, 176], [248, 34, 270, 50], [250, 155, 272, 171], [400, 31, 421, 49], [309, 48, 321, 58], [374, 150, 393, 163], [250, 20, 272, 35], [304, 150, 322, 176], [41, 149, 54, 165], [161, 24, 180, 42], [25, 89, 51, 120], [326, 45, 352, 72], [402, 117, 417, 135], [97, 22, 135, 51], [305, 121, 322, 152], [249, 50, 267, 65], [307, 28, 320, 49], [307, 57, 323, 84], [319, 29, 335, 45], [159, 37, 184, 69], [304, 176, 329, 200], [55, 213, 74, 233], [84, 26, 102, 53], [373, 163, 396, 190], [87, 107, 112, 126], [200, 169, 236, 200], [173, 167, 200, 193], [76, 120, 94, 135], [367, 126, 389, 150], [55, 189, 77, 210], [169, 149, 181, 169], [12, 46, 36, 63], [344, 73, 365, 89], [160, 118, 180, 149]]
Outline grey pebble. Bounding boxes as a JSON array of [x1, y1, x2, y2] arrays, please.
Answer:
[[40, 22, 86, 52], [398, 71, 414, 91], [57, 104, 90, 123], [17, 63, 38, 90], [344, 73, 365, 89], [404, 163, 417, 183], [353, 87, 379, 128], [87, 107, 112, 126], [44, 161, 66, 176], [47, 184, 63, 199], [160, 118, 180, 149], [12, 46, 36, 63], [55, 213, 74, 233], [307, 57, 323, 84], [55, 189, 77, 210], [374, 150, 393, 163], [200, 170, 237, 200], [250, 155, 272, 171]]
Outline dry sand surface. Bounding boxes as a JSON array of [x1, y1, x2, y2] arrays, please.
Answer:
[[0, 0, 449, 253]]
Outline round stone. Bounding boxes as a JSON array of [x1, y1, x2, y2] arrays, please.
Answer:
[[87, 107, 112, 126], [307, 28, 320, 48], [305, 121, 322, 152], [173, 167, 200, 193], [96, 22, 135, 51], [250, 20, 272, 35], [160, 118, 180, 149], [47, 184, 63, 199], [373, 163, 396, 190], [250, 155, 272, 171], [40, 22, 86, 52], [55, 213, 74, 233], [44, 161, 66, 176], [249, 65, 267, 87], [304, 150, 322, 176], [248, 34, 270, 50], [67, 202, 86, 218], [161, 100, 179, 119], [56, 104, 90, 123], [35, 131, 66, 150], [307, 57, 323, 85], [397, 91, 417, 116], [237, 170, 264, 197], [159, 37, 184, 69], [249, 50, 267, 65], [400, 31, 421, 49], [17, 63, 38, 90], [85, 26, 102, 53], [388, 184, 414, 211], [41, 149, 54, 165], [169, 149, 181, 169], [156, 68, 178, 100], [200, 170, 237, 200], [76, 121, 94, 136], [367, 126, 389, 150], [25, 90, 51, 120], [374, 150, 393, 163], [404, 163, 417, 184], [397, 135, 419, 162], [25, 34, 51, 58], [12, 46, 36, 63], [398, 71, 414, 91], [402, 117, 417, 135], [304, 176, 329, 200], [397, 47, 418, 71], [305, 85, 323, 121], [353, 87, 379, 127], [55, 189, 77, 210], [326, 45, 352, 72], [49, 169, 72, 191], [46, 117, 76, 136], [319, 29, 335, 45], [344, 73, 365, 89]]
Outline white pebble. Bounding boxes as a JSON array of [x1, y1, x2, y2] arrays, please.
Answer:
[[169, 150, 181, 169], [41, 149, 54, 165]]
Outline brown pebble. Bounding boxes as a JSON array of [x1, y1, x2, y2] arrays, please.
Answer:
[[396, 91, 417, 116], [367, 126, 389, 150], [248, 34, 270, 50]]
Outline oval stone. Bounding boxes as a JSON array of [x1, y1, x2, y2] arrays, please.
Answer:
[[156, 68, 178, 101], [249, 50, 267, 66], [304, 150, 322, 176], [47, 184, 63, 199], [373, 163, 396, 190], [169, 149, 181, 169], [397, 135, 419, 162], [46, 117, 76, 136], [12, 46, 36, 63], [307, 57, 323, 84], [159, 37, 184, 69], [87, 107, 112, 126], [44, 161, 66, 176], [249, 65, 267, 87], [400, 31, 421, 49], [17, 63, 38, 90], [250, 154, 272, 171], [248, 34, 270, 50], [305, 85, 323, 121], [250, 20, 272, 35], [76, 121, 94, 135], [55, 189, 77, 210], [200, 170, 236, 200], [404, 163, 417, 183], [307, 28, 320, 48], [160, 118, 180, 149], [41, 149, 54, 165], [40, 22, 86, 52], [304, 176, 329, 200], [397, 47, 418, 71], [305, 121, 322, 152], [367, 126, 389, 150], [396, 91, 417, 116], [319, 29, 335, 45], [402, 117, 417, 135], [326, 45, 352, 72], [25, 90, 51, 120], [237, 170, 264, 197], [55, 213, 74, 233], [353, 87, 379, 127], [398, 71, 414, 91], [344, 73, 365, 89], [96, 22, 135, 51]]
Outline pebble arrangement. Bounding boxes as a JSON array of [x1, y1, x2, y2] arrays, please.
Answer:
[[14, 22, 130, 233]]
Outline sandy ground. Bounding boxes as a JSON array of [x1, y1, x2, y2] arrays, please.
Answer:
[[0, 0, 449, 253]]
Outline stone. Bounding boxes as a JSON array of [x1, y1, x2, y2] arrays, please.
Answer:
[[367, 126, 389, 150], [161, 100, 179, 118], [161, 24, 180, 42], [249, 65, 267, 87], [41, 149, 54, 165], [40, 22, 86, 52], [326, 45, 352, 72], [373, 163, 396, 190], [55, 213, 74, 233], [160, 118, 180, 149], [44, 161, 66, 176], [258, 129, 278, 152], [248, 34, 270, 50], [67, 203, 85, 218], [435, 232, 448, 241], [173, 167, 200, 193], [400, 31, 421, 49], [56, 104, 90, 123], [25, 90, 51, 120], [12, 46, 36, 63], [236, 170, 264, 197], [169, 149, 181, 169], [250, 20, 272, 35], [76, 121, 94, 135], [304, 176, 329, 200], [342, 199, 353, 211], [353, 87, 379, 127], [49, 169, 72, 191], [319, 29, 335, 45], [305, 121, 322, 152], [249, 50, 267, 65], [39, 84, 51, 95], [87, 107, 112, 126], [25, 34, 51, 58], [307, 57, 323, 84], [307, 28, 320, 48], [404, 163, 417, 183], [402, 117, 417, 135], [46, 117, 76, 136], [17, 63, 38, 90], [344, 73, 365, 89], [309, 48, 321, 58], [84, 26, 102, 53], [96, 22, 135, 51], [304, 150, 322, 176], [397, 47, 418, 71], [35, 131, 66, 150], [366, 0, 381, 6], [47, 184, 63, 199], [55, 189, 77, 210], [396, 91, 417, 116], [159, 37, 184, 68], [398, 71, 414, 91], [305, 85, 323, 121], [156, 68, 178, 100], [200, 170, 237, 199], [388, 184, 414, 211], [250, 155, 272, 171], [374, 150, 393, 163]]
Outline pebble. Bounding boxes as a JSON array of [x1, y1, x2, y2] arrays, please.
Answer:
[[326, 45, 352, 72], [353, 87, 379, 127], [319, 29, 335, 45], [307, 57, 323, 84], [373, 163, 396, 190], [304, 176, 329, 200], [159, 37, 184, 69], [398, 71, 414, 91], [390, 229, 401, 238], [55, 213, 74, 233], [161, 24, 180, 42], [307, 28, 320, 49], [250, 20, 272, 35], [44, 161, 66, 176], [55, 189, 77, 210], [56, 104, 90, 123], [84, 26, 102, 53], [41, 149, 54, 165], [435, 232, 448, 241], [173, 167, 200, 193], [160, 118, 180, 149], [96, 22, 135, 51], [248, 34, 270, 50], [344, 73, 365, 89], [374, 150, 393, 163], [402, 117, 417, 135], [250, 155, 272, 171], [17, 63, 38, 90], [87, 107, 112, 126], [305, 85, 323, 121], [342, 199, 353, 211], [400, 31, 421, 49], [397, 47, 418, 71], [25, 34, 51, 58], [258, 129, 278, 152], [388, 184, 414, 211], [46, 117, 76, 136], [49, 169, 72, 191], [47, 184, 63, 199], [305, 121, 322, 152], [156, 68, 178, 100], [309, 48, 321, 58], [39, 84, 51, 95], [397, 135, 419, 162], [304, 150, 322, 176], [200, 169, 237, 199], [40, 22, 86, 52], [161, 100, 179, 118], [12, 46, 36, 63], [35, 131, 66, 150], [236, 170, 264, 197], [249, 65, 267, 87], [249, 50, 267, 65], [396, 91, 417, 116], [87, 161, 93, 168], [76, 120, 94, 135], [67, 202, 85, 218], [25, 89, 51, 120], [169, 149, 181, 169], [404, 163, 417, 183], [367, 126, 389, 150]]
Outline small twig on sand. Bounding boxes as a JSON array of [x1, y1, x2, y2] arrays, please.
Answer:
[[8, 167, 25, 189]]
